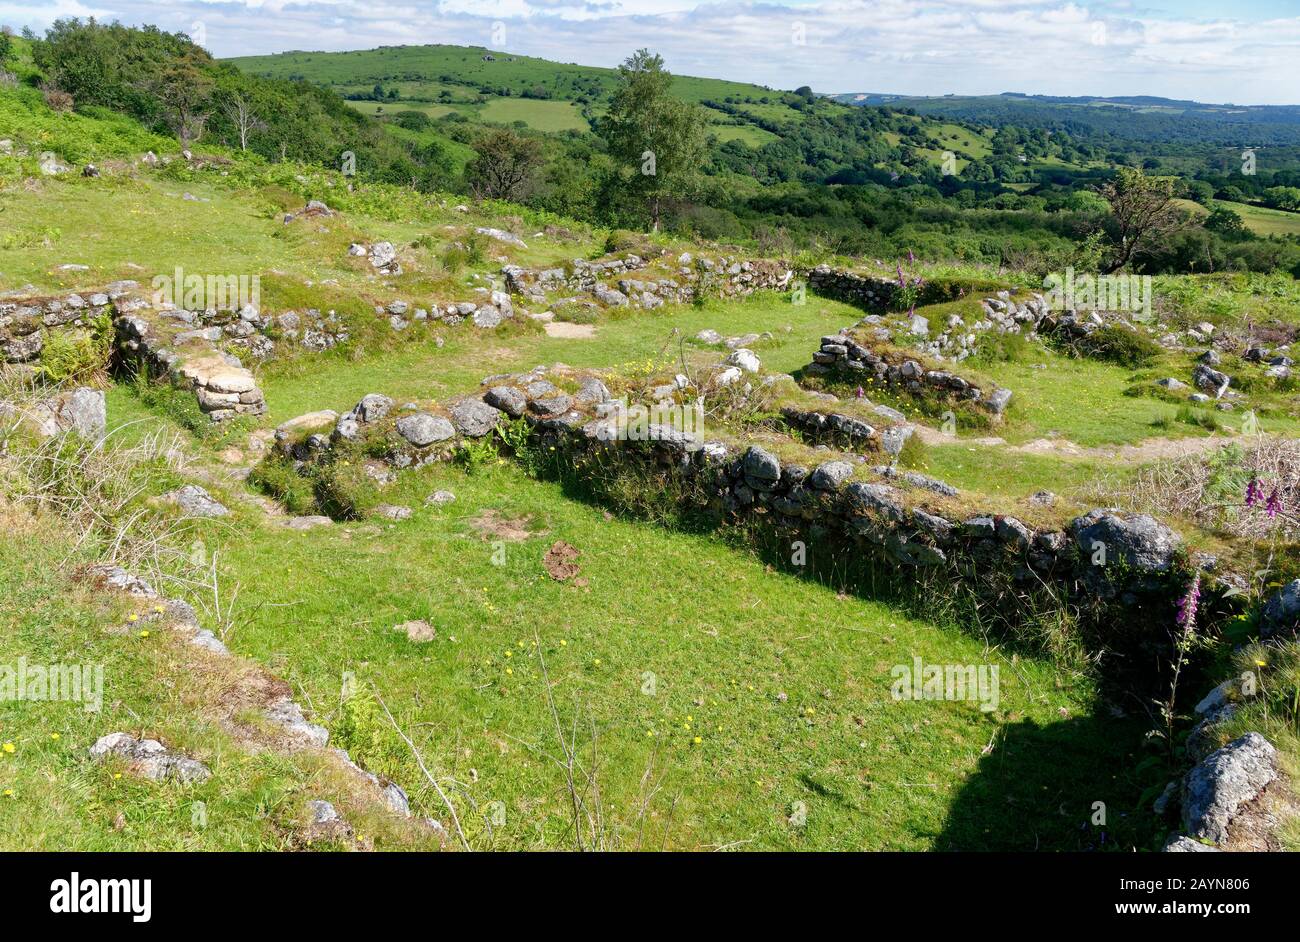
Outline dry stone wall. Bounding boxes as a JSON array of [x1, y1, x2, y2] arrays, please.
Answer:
[[806, 331, 1014, 416], [1, 283, 266, 422]]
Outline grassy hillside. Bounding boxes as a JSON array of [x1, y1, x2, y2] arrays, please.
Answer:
[[4, 33, 1300, 854]]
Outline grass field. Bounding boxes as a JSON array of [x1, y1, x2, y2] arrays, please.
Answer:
[[92, 387, 1154, 852], [479, 98, 589, 132], [1216, 200, 1300, 237], [4, 84, 1297, 851]]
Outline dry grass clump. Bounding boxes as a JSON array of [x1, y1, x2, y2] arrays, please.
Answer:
[[1080, 436, 1300, 540]]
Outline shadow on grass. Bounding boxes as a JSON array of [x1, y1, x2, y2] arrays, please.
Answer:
[[934, 712, 1166, 851]]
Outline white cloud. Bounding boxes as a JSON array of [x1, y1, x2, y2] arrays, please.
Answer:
[[2, 0, 1298, 104]]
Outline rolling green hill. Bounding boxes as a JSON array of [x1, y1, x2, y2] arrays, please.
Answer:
[[227, 44, 819, 142]]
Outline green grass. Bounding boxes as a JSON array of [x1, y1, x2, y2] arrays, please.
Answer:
[[0, 508, 435, 850], [0, 85, 178, 166], [708, 123, 779, 147], [205, 446, 1149, 851], [1215, 200, 1300, 237], [479, 98, 589, 133]]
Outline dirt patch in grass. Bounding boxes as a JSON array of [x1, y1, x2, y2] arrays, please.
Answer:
[[467, 509, 539, 542], [542, 540, 582, 582], [544, 322, 597, 339]]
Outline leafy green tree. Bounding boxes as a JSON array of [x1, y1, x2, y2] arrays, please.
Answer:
[[600, 49, 708, 231], [154, 56, 215, 143], [1205, 206, 1246, 235], [1098, 167, 1189, 273], [1264, 186, 1300, 210], [465, 127, 544, 202]]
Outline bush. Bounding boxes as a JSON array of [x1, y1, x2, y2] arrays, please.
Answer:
[[41, 85, 74, 112], [37, 318, 112, 385], [1065, 325, 1162, 368]]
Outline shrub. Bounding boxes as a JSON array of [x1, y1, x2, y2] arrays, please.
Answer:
[[971, 330, 1033, 365], [41, 85, 73, 112], [37, 318, 113, 385], [1064, 325, 1162, 368]]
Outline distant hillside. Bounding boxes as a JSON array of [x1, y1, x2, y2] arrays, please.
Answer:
[[830, 92, 1300, 146], [226, 44, 829, 142]]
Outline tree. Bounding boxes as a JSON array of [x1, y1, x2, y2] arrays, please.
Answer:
[[156, 57, 215, 144], [0, 29, 13, 64], [1097, 167, 1189, 273], [464, 128, 545, 202], [1205, 206, 1246, 236], [219, 90, 265, 150], [1264, 186, 1300, 211], [600, 49, 709, 231]]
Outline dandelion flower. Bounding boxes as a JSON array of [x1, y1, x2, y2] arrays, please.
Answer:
[[139, 630, 150, 638], [127, 613, 139, 623], [2, 789, 12, 797], [1, 742, 14, 754], [560, 639, 567, 647], [692, 736, 702, 745], [505, 668, 513, 676], [49, 733, 60, 741]]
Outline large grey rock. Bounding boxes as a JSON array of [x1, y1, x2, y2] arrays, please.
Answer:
[[368, 242, 401, 275], [449, 399, 502, 437], [395, 413, 455, 448], [1261, 579, 1300, 637], [1183, 732, 1277, 844], [20, 387, 106, 440], [741, 446, 781, 487], [57, 387, 106, 440], [1071, 510, 1180, 573], [353, 394, 393, 424], [165, 485, 229, 518], [1192, 364, 1231, 399], [983, 387, 1013, 416], [574, 377, 611, 405], [89, 733, 211, 784], [529, 393, 573, 417], [375, 504, 412, 521], [809, 460, 855, 491], [880, 425, 913, 457], [484, 386, 527, 418], [725, 348, 761, 373], [844, 482, 905, 521], [472, 307, 504, 329]]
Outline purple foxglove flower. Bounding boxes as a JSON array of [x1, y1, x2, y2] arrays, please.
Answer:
[[1245, 478, 1260, 507], [1266, 488, 1281, 519], [1175, 573, 1201, 631]]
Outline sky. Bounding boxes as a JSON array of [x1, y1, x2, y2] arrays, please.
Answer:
[[3, 0, 1300, 105]]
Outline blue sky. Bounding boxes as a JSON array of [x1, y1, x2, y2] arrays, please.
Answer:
[[3, 0, 1299, 104]]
